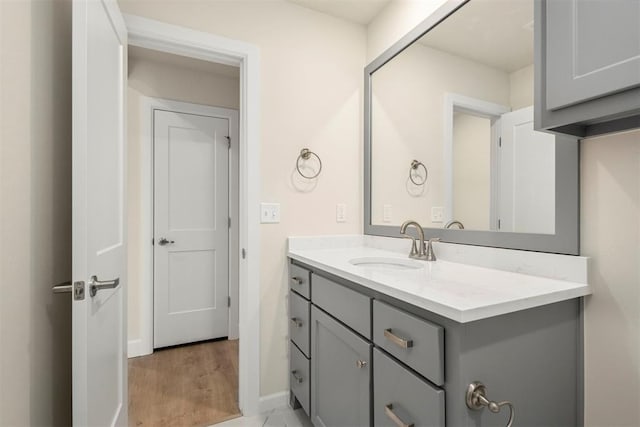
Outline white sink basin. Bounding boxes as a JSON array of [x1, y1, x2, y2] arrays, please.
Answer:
[[349, 257, 423, 270]]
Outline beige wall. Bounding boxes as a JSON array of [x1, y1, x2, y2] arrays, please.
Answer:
[[119, 0, 366, 397], [370, 41, 510, 227], [581, 129, 640, 426], [452, 113, 491, 230], [509, 64, 534, 110], [127, 49, 240, 342], [370, 2, 640, 424], [0, 0, 72, 425]]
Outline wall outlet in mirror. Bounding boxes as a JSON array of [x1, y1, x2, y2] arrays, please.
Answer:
[[431, 207, 444, 223], [336, 204, 347, 223], [383, 204, 392, 223]]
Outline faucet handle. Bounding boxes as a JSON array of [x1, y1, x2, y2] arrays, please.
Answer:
[[402, 235, 419, 256], [425, 237, 441, 261]]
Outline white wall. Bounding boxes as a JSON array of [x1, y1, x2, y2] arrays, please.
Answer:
[[126, 49, 240, 343], [509, 64, 534, 110], [581, 129, 640, 426], [369, 2, 640, 424], [0, 0, 72, 425], [119, 0, 366, 397]]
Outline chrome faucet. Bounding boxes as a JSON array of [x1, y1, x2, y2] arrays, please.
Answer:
[[425, 237, 441, 261], [445, 219, 464, 229], [399, 220, 427, 260]]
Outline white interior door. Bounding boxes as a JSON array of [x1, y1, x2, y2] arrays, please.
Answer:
[[498, 106, 556, 234], [153, 110, 230, 348], [72, 0, 127, 426]]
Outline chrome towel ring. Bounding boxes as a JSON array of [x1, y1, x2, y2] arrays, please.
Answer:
[[409, 160, 428, 185], [296, 148, 322, 179]]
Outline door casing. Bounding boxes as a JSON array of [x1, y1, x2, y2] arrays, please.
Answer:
[[124, 14, 261, 416]]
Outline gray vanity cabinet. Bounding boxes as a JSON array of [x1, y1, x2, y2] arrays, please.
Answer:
[[288, 259, 581, 426], [536, 0, 640, 136], [310, 306, 371, 427]]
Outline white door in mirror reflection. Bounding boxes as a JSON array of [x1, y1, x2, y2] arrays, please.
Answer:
[[498, 106, 555, 235]]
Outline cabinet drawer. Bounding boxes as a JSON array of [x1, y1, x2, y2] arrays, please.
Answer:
[[374, 348, 445, 427], [312, 273, 371, 338], [373, 300, 444, 386], [289, 291, 310, 357], [289, 263, 311, 299], [290, 342, 310, 417]]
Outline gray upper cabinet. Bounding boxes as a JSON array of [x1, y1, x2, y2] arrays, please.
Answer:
[[536, 0, 640, 136]]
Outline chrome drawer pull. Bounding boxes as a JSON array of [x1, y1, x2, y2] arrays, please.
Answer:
[[291, 276, 303, 285], [290, 317, 303, 328], [384, 328, 414, 349], [291, 370, 304, 384], [385, 404, 414, 427]]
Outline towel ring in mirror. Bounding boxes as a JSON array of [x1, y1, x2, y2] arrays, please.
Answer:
[[409, 160, 428, 186], [296, 148, 322, 179]]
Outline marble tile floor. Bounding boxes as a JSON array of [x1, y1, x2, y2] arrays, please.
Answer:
[[212, 407, 313, 427]]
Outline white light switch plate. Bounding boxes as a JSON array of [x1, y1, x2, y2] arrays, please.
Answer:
[[260, 203, 280, 223], [336, 203, 347, 223], [431, 206, 444, 223]]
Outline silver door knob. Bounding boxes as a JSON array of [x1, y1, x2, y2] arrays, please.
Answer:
[[158, 237, 175, 246], [89, 275, 120, 297]]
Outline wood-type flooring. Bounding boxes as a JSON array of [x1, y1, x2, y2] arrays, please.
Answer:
[[128, 339, 240, 427]]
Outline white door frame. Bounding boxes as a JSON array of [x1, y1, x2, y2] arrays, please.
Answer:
[[443, 93, 510, 229], [133, 96, 240, 356], [124, 14, 261, 416]]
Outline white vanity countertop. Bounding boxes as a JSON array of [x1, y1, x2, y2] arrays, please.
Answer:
[[287, 235, 591, 323]]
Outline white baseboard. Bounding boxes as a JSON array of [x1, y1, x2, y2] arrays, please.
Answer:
[[128, 338, 151, 358], [258, 391, 289, 413]]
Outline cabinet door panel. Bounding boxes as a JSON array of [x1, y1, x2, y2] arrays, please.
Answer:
[[546, 0, 640, 110], [311, 306, 371, 427], [374, 349, 445, 427]]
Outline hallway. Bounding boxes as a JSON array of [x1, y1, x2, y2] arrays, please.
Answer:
[[128, 339, 240, 426]]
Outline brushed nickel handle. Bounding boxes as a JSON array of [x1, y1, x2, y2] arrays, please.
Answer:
[[290, 317, 303, 328], [89, 275, 120, 297], [52, 281, 86, 300], [356, 359, 368, 369], [385, 404, 414, 427], [291, 370, 304, 384], [291, 276, 303, 285], [158, 237, 175, 246], [384, 328, 414, 349]]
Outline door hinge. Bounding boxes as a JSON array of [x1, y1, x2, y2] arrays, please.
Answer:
[[152, 237, 154, 245], [242, 248, 246, 259], [228, 296, 231, 307], [498, 137, 502, 147], [498, 219, 502, 229], [226, 136, 231, 149], [228, 217, 231, 228]]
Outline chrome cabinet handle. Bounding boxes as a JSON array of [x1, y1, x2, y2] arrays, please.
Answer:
[[291, 370, 304, 384], [385, 404, 414, 427], [290, 276, 303, 285], [384, 328, 414, 349], [356, 359, 368, 369], [158, 237, 175, 246], [89, 275, 120, 297], [290, 317, 303, 328]]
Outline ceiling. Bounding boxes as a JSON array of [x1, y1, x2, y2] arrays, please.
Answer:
[[128, 46, 240, 78], [286, 0, 392, 25], [419, 0, 534, 73]]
